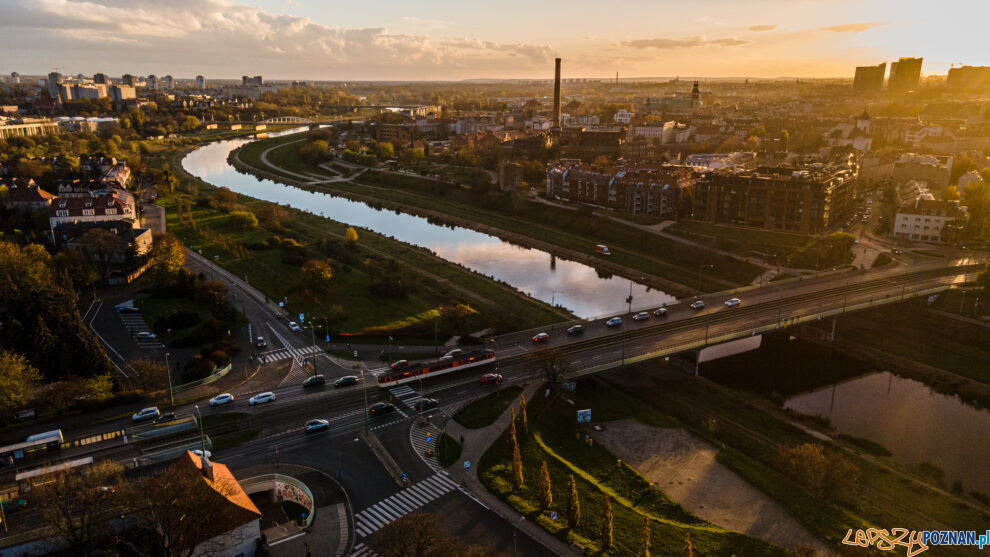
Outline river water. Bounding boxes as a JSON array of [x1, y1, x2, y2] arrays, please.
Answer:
[[702, 336, 990, 495], [181, 131, 674, 318]]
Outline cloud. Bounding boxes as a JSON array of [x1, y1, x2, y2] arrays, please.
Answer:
[[820, 22, 889, 33], [621, 36, 750, 50], [0, 0, 556, 79], [749, 25, 778, 32]]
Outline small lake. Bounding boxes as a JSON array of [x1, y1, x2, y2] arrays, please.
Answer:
[[181, 130, 674, 318]]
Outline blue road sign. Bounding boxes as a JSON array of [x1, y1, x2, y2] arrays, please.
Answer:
[[426, 435, 433, 443], [464, 460, 471, 471], [551, 511, 558, 521], [299, 313, 305, 323], [325, 335, 330, 343]]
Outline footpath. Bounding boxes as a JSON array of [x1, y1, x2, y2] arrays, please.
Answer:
[[444, 382, 581, 556]]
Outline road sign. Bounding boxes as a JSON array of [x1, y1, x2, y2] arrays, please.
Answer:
[[464, 460, 471, 471], [278, 302, 284, 307], [426, 434, 433, 443], [550, 511, 557, 521], [325, 335, 330, 343], [298, 313, 305, 323], [577, 409, 592, 423], [563, 381, 576, 391], [353, 350, 359, 358]]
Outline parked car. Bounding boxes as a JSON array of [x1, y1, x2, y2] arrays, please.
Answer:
[[632, 312, 650, 321], [724, 298, 741, 308], [606, 317, 623, 327], [191, 449, 212, 458], [154, 413, 176, 424], [256, 337, 267, 350], [135, 331, 157, 340], [531, 332, 550, 343], [334, 375, 359, 388], [288, 321, 301, 332], [414, 398, 440, 412], [305, 419, 330, 433], [390, 360, 409, 369], [209, 393, 234, 407], [249, 392, 276, 406], [116, 306, 140, 314], [441, 349, 464, 360], [131, 407, 160, 422], [480, 373, 502, 385], [566, 324, 584, 335], [654, 307, 668, 317], [302, 375, 326, 388], [368, 402, 395, 417], [690, 300, 705, 310]]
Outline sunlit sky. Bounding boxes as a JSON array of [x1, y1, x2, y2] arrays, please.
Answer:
[[1, 0, 988, 81]]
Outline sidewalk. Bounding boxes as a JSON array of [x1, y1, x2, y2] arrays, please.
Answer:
[[444, 382, 580, 556]]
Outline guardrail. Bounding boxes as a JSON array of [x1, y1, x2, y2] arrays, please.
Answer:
[[174, 363, 232, 393]]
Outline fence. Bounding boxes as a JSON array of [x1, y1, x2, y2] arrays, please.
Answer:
[[174, 363, 232, 393]]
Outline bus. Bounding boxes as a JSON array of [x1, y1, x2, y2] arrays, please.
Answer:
[[0, 430, 64, 467], [377, 349, 495, 387]]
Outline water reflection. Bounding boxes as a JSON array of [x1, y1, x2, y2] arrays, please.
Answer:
[[181, 134, 674, 317]]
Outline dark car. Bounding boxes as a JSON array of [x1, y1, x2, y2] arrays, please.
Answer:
[[302, 375, 326, 388], [369, 402, 395, 417], [566, 324, 584, 335], [255, 337, 267, 350], [153, 413, 176, 424], [414, 398, 439, 412], [334, 375, 359, 388]]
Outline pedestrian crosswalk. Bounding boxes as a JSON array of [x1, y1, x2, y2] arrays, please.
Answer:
[[257, 344, 322, 364], [410, 422, 443, 472], [350, 543, 378, 556], [353, 473, 459, 539]]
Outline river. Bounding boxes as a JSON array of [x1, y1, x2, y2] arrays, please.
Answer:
[[181, 130, 674, 318]]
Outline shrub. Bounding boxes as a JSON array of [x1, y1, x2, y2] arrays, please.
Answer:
[[152, 309, 201, 335], [229, 210, 258, 230]]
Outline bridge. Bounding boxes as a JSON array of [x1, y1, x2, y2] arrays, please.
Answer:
[[258, 116, 315, 125]]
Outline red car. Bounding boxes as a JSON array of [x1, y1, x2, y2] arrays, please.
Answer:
[[390, 360, 409, 369], [531, 332, 549, 343], [480, 373, 503, 385]]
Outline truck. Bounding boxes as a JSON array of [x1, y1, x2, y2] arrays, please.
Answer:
[[595, 244, 611, 255]]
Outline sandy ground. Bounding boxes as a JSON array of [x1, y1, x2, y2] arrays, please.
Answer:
[[592, 419, 833, 556]]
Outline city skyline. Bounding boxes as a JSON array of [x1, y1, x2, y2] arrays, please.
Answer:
[[1, 0, 988, 81]]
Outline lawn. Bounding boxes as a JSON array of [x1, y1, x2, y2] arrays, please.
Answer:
[[437, 433, 462, 468], [452, 385, 523, 429], [478, 384, 787, 555]]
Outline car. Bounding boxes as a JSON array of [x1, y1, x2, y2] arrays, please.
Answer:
[[256, 337, 267, 350], [441, 349, 464, 360], [480, 373, 503, 385], [414, 398, 440, 412], [305, 419, 330, 433], [334, 375, 359, 388], [0, 498, 27, 513], [249, 392, 276, 406], [288, 321, 301, 332], [116, 306, 140, 314], [892, 248, 903, 255], [135, 331, 157, 340], [390, 360, 409, 369], [191, 449, 212, 458], [690, 300, 706, 310], [131, 407, 160, 422], [606, 317, 622, 327], [724, 298, 741, 308], [632, 312, 650, 321], [209, 393, 234, 407], [154, 412, 176, 424], [566, 324, 585, 335], [531, 332, 550, 343], [654, 307, 668, 317], [302, 375, 326, 388], [368, 402, 395, 417]]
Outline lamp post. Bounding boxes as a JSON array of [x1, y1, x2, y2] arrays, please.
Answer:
[[164, 352, 174, 410], [194, 405, 207, 455], [359, 368, 370, 433], [489, 338, 500, 375], [698, 264, 714, 297], [513, 516, 525, 557]]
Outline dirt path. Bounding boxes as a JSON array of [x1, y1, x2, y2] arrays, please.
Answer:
[[592, 419, 832, 556]]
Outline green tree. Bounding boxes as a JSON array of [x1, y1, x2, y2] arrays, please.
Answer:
[[345, 226, 359, 243], [518, 394, 528, 436], [301, 259, 334, 298], [600, 494, 613, 550], [229, 210, 258, 230], [130, 358, 169, 392], [51, 249, 98, 290], [823, 232, 856, 267], [400, 147, 425, 165], [0, 351, 42, 422], [942, 185, 960, 201], [298, 139, 329, 165], [180, 115, 202, 131], [566, 475, 580, 528], [377, 141, 395, 159], [639, 514, 651, 557], [149, 233, 186, 287], [537, 460, 552, 509], [75, 228, 120, 281]]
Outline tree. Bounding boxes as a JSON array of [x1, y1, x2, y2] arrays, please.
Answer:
[[76, 228, 120, 281], [537, 347, 572, 387], [823, 232, 856, 267], [400, 147, 425, 165], [0, 351, 42, 422], [682, 533, 694, 557], [36, 460, 124, 556], [518, 394, 528, 436], [942, 185, 960, 201], [52, 249, 98, 290], [180, 115, 202, 132], [978, 263, 990, 302], [566, 475, 580, 528], [228, 210, 258, 230], [298, 139, 329, 165], [538, 460, 552, 509], [600, 495, 613, 550], [377, 141, 395, 159], [375, 510, 495, 557], [345, 226, 359, 243], [301, 259, 334, 298], [639, 514, 651, 557], [776, 443, 860, 498], [150, 233, 186, 286], [510, 409, 524, 490], [130, 358, 169, 392]]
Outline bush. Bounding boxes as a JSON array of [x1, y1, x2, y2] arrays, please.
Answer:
[[282, 244, 308, 265], [152, 309, 201, 335], [229, 210, 258, 230]]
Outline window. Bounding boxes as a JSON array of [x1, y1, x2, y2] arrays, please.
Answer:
[[106, 208, 117, 215], [82, 209, 95, 216], [55, 210, 68, 217]]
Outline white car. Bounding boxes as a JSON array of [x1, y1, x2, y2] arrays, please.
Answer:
[[632, 312, 650, 321], [135, 331, 157, 340], [288, 321, 301, 332], [131, 407, 160, 422], [209, 393, 234, 407], [441, 349, 464, 360], [249, 392, 276, 406], [191, 449, 212, 458], [724, 298, 741, 308], [690, 300, 705, 310]]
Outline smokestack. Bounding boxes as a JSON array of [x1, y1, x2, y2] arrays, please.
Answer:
[[553, 58, 561, 130]]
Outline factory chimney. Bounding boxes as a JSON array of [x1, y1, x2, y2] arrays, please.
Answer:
[[552, 58, 562, 131]]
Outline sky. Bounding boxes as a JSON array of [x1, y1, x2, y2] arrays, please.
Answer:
[[1, 0, 988, 81]]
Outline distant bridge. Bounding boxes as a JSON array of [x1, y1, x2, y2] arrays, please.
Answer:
[[258, 116, 315, 125]]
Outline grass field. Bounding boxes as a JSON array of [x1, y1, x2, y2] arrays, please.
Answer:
[[453, 385, 523, 429], [438, 433, 462, 468]]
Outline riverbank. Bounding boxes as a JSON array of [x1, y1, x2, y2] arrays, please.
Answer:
[[231, 131, 763, 294]]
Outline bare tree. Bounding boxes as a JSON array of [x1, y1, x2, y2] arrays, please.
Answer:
[[536, 347, 572, 386], [374, 510, 500, 557], [128, 358, 169, 392], [35, 460, 125, 556]]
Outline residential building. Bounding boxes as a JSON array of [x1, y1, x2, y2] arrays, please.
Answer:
[[49, 190, 136, 229], [93, 72, 109, 85], [109, 85, 136, 102], [546, 162, 694, 218], [0, 118, 61, 139], [888, 57, 923, 91], [46, 72, 63, 99], [498, 161, 524, 191], [2, 180, 56, 211], [684, 152, 757, 171], [242, 75, 263, 86], [147, 74, 159, 90], [562, 114, 599, 128], [161, 75, 174, 90], [630, 121, 675, 143], [196, 75, 206, 89], [903, 124, 944, 148], [892, 153, 952, 186], [853, 63, 886, 91], [526, 116, 552, 131], [947, 66, 990, 88], [823, 110, 873, 151], [692, 163, 859, 234], [894, 198, 966, 243], [1, 105, 19, 114], [565, 127, 625, 159], [10, 71, 20, 84], [121, 74, 136, 87], [613, 109, 634, 124]]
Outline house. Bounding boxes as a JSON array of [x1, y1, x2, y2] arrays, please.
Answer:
[[3, 180, 56, 211], [892, 153, 953, 187], [824, 110, 873, 152], [49, 190, 136, 229], [894, 198, 967, 243]]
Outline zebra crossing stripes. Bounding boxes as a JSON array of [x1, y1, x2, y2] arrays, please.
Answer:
[[350, 543, 378, 556], [353, 473, 459, 538], [410, 422, 443, 472], [257, 344, 322, 364]]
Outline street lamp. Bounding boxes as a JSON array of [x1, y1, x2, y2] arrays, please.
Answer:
[[359, 368, 370, 433], [513, 516, 525, 557], [489, 338, 499, 375], [194, 405, 207, 455], [164, 352, 174, 410]]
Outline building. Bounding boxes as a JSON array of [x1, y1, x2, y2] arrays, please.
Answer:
[[684, 152, 757, 171], [161, 75, 174, 90], [888, 57, 923, 91], [10, 71, 20, 84], [146, 74, 159, 90], [49, 190, 135, 229], [196, 75, 206, 89], [562, 114, 599, 128], [46, 72, 63, 99], [121, 74, 136, 87], [853, 63, 886, 91], [892, 153, 952, 186], [109, 85, 136, 102], [947, 66, 990, 88], [566, 128, 625, 159], [630, 121, 675, 143], [958, 170, 983, 197], [93, 72, 109, 85], [499, 161, 524, 191], [0, 118, 61, 139], [692, 164, 859, 234], [613, 109, 634, 124], [242, 75, 263, 86], [894, 198, 966, 243], [2, 180, 56, 211], [823, 110, 873, 151], [546, 162, 694, 218]]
